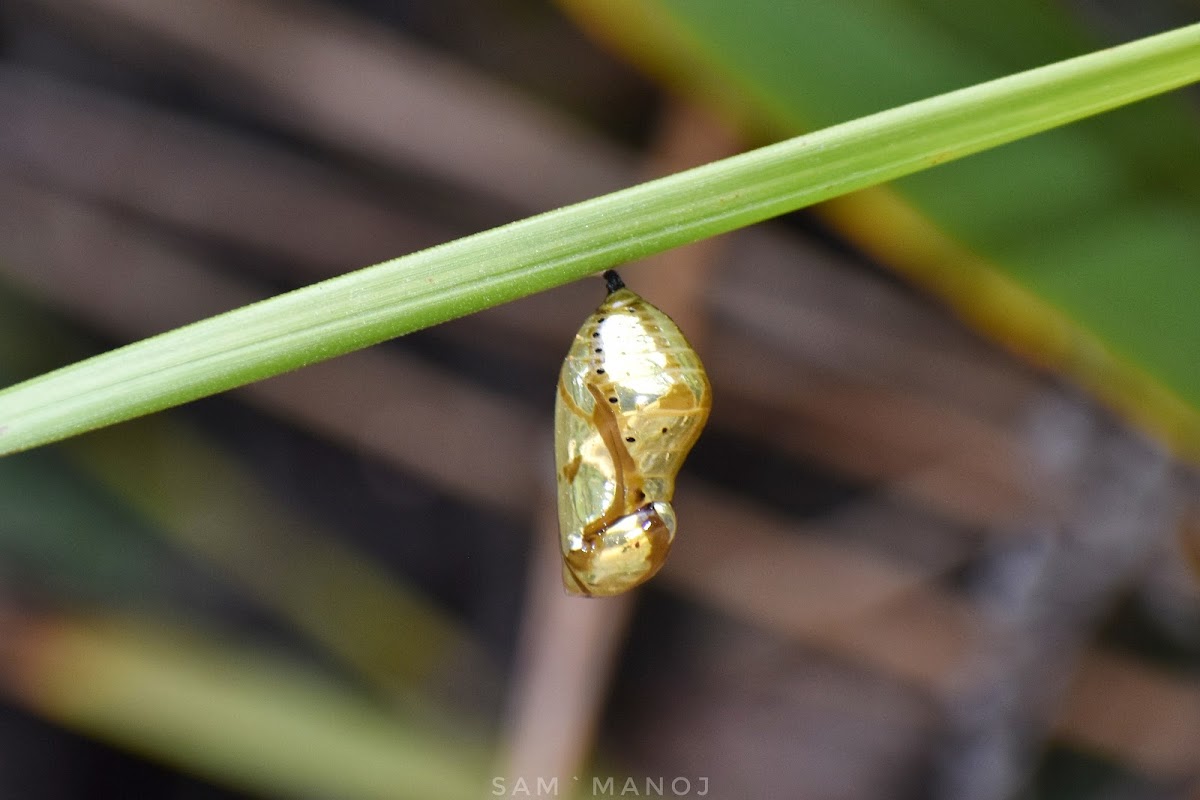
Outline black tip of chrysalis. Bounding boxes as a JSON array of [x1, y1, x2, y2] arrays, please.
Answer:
[[603, 270, 625, 294]]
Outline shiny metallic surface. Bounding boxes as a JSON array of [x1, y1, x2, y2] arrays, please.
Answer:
[[555, 277, 711, 596]]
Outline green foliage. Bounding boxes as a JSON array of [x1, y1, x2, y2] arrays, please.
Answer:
[[1, 23, 1198, 455], [565, 0, 1200, 453]]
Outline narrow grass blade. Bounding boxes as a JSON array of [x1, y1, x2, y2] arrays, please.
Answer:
[[1, 22, 1199, 454]]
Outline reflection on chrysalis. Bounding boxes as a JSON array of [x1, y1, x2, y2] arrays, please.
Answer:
[[553, 270, 711, 597]]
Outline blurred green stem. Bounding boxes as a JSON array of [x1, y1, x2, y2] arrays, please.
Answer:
[[9, 613, 484, 800]]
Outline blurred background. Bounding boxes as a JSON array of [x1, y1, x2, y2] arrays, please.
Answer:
[[0, 1, 1198, 798]]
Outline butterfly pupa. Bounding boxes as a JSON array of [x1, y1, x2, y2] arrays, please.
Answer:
[[554, 270, 711, 596]]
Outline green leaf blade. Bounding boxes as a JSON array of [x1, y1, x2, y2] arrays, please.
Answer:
[[3, 21, 1200, 455]]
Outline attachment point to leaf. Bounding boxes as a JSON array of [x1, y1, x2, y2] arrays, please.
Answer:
[[603, 270, 625, 294]]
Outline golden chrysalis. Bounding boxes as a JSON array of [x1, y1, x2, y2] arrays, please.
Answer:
[[554, 270, 711, 596]]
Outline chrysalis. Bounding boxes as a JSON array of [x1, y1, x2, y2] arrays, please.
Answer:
[[554, 270, 711, 596]]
